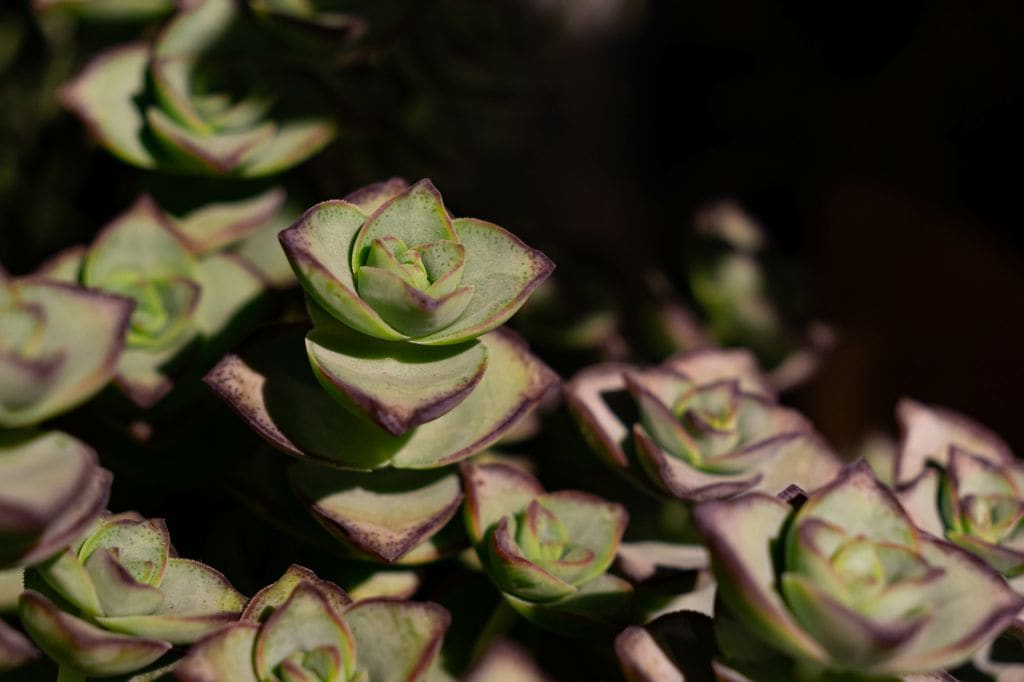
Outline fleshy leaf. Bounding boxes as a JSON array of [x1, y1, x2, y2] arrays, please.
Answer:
[[0, 281, 133, 427], [237, 119, 336, 178], [173, 187, 286, 255], [344, 599, 450, 682], [461, 462, 545, 543], [253, 582, 354, 680], [205, 326, 556, 470], [289, 465, 463, 563], [342, 178, 410, 215], [664, 348, 775, 400], [504, 572, 633, 638], [412, 218, 554, 345], [355, 266, 475, 338], [306, 305, 488, 435], [242, 565, 351, 624], [84, 547, 165, 617], [19, 590, 171, 676], [487, 516, 577, 602], [175, 622, 259, 682]]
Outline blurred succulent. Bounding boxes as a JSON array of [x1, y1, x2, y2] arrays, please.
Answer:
[[566, 348, 841, 503], [893, 400, 1024, 580], [60, 0, 344, 177], [205, 179, 556, 564], [176, 564, 450, 682], [0, 431, 111, 570], [694, 462, 1024, 679], [0, 267, 133, 427], [461, 461, 632, 635], [19, 511, 246, 678], [33, 0, 176, 22], [38, 191, 285, 407]]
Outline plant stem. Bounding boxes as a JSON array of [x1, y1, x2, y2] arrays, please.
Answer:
[[57, 666, 87, 682], [468, 599, 518, 664]]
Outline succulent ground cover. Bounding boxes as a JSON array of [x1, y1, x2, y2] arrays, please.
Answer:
[[2, 2, 1023, 681]]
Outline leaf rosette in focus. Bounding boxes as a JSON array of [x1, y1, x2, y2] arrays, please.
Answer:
[[566, 348, 841, 503], [461, 461, 632, 635], [693, 462, 1024, 680], [19, 512, 246, 678], [176, 564, 449, 682]]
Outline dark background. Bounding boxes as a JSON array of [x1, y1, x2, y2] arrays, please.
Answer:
[[3, 0, 1024, 451]]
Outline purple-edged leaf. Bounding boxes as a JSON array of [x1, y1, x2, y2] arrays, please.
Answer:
[[175, 623, 259, 682], [616, 625, 685, 682], [0, 431, 111, 568], [350, 180, 457, 274], [60, 44, 157, 168], [206, 326, 556, 470], [36, 548, 103, 617], [99, 558, 245, 644], [306, 306, 488, 436], [0, 619, 37, 673], [172, 187, 286, 255], [461, 462, 545, 543], [563, 363, 634, 468], [342, 178, 410, 215], [615, 541, 709, 583], [147, 107, 275, 175], [345, 570, 421, 602], [664, 348, 775, 400], [412, 218, 554, 345], [289, 465, 463, 563], [0, 281, 133, 427], [879, 536, 1024, 674], [19, 590, 170, 676], [242, 565, 351, 624], [945, 531, 1024, 577], [79, 515, 170, 587], [152, 0, 234, 58], [237, 119, 336, 178], [280, 200, 406, 340], [897, 468, 946, 537], [84, 548, 165, 617], [344, 599, 450, 682], [254, 583, 355, 680], [504, 572, 633, 638], [693, 494, 827, 662], [896, 398, 1014, 485]]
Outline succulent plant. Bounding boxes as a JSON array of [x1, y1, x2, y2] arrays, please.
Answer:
[[176, 564, 450, 682], [19, 511, 245, 678], [461, 461, 631, 634], [37, 192, 283, 407], [893, 400, 1024, 580], [0, 267, 134, 428], [566, 348, 841, 503], [0, 431, 111, 570], [33, 0, 176, 22], [60, 0, 341, 177], [694, 461, 1024, 679]]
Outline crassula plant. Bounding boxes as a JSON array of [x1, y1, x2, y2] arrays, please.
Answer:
[[693, 461, 1023, 680], [566, 348, 841, 504], [893, 399, 1024, 582], [60, 0, 343, 177], [461, 461, 631, 635], [205, 178, 556, 563], [176, 564, 450, 682], [38, 191, 285, 407], [0, 267, 133, 427], [19, 511, 246, 679]]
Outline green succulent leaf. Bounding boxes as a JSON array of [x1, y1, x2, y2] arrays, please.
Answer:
[[503, 572, 633, 638], [289, 465, 463, 563], [242, 565, 351, 625], [172, 187, 286, 255], [344, 599, 450, 682], [0, 431, 112, 568], [174, 622, 260, 682], [305, 302, 488, 436], [34, 0, 176, 22], [19, 590, 171, 677], [205, 325, 556, 470]]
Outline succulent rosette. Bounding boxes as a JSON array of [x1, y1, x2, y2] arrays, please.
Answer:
[[893, 399, 1024, 580], [461, 461, 632, 634], [205, 179, 556, 563], [176, 564, 450, 682], [0, 267, 133, 428], [566, 348, 841, 503], [38, 191, 284, 407], [694, 462, 1024, 679], [60, 0, 341, 177], [19, 511, 245, 678]]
